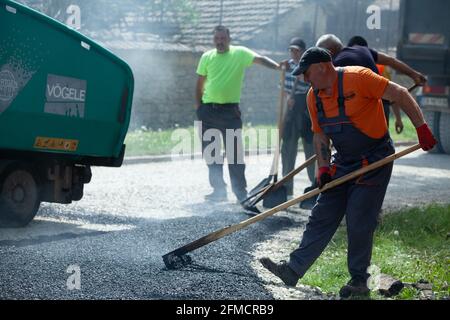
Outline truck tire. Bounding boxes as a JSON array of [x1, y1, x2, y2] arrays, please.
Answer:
[[439, 112, 450, 154], [423, 111, 444, 153], [0, 163, 41, 227]]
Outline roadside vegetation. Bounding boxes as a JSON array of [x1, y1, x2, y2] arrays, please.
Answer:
[[299, 204, 450, 300], [125, 115, 416, 157]]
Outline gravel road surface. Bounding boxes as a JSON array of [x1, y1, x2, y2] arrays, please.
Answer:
[[1, 146, 449, 299]]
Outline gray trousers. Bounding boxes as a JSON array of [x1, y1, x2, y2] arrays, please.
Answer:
[[196, 103, 247, 197], [281, 94, 315, 195], [281, 136, 315, 195]]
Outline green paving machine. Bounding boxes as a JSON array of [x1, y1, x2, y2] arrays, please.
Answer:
[[0, 0, 134, 226]]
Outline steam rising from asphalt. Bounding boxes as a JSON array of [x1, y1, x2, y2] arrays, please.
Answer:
[[14, 0, 404, 131]]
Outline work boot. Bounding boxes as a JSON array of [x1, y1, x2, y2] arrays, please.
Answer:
[[204, 189, 227, 202], [339, 277, 370, 299], [259, 258, 299, 286]]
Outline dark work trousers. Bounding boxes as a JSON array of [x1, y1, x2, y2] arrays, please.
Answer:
[[288, 164, 392, 281], [281, 94, 315, 195], [288, 69, 395, 282], [196, 103, 247, 197]]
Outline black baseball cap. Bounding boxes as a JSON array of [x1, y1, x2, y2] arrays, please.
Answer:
[[292, 47, 332, 76], [288, 37, 306, 50]]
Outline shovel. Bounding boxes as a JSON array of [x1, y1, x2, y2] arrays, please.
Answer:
[[242, 154, 317, 213], [163, 144, 421, 269], [244, 66, 287, 204]]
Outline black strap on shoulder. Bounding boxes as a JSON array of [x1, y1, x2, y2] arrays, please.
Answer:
[[337, 68, 346, 117], [314, 89, 325, 118], [315, 68, 347, 119]]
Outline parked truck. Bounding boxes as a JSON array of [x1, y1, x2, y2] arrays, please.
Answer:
[[397, 0, 450, 154], [0, 0, 134, 226]]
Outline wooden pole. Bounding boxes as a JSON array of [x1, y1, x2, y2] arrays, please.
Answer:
[[246, 154, 317, 207], [163, 144, 421, 260]]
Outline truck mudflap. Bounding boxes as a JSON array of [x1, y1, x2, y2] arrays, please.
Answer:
[[79, 144, 127, 167]]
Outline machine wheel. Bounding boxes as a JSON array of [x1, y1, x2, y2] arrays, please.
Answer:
[[439, 112, 450, 154], [0, 163, 41, 227], [423, 111, 444, 153]]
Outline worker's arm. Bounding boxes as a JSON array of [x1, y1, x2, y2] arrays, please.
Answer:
[[286, 77, 298, 109], [383, 81, 437, 150], [253, 55, 281, 70], [195, 75, 206, 109], [285, 91, 295, 109], [313, 132, 333, 188], [377, 52, 427, 85], [391, 104, 404, 134], [382, 82, 424, 127], [314, 131, 331, 167]]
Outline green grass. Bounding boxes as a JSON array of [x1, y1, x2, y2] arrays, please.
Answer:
[[299, 204, 450, 300], [125, 126, 195, 156], [124, 117, 416, 157], [389, 115, 417, 143], [124, 125, 278, 156]]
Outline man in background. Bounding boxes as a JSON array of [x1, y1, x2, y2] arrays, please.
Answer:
[[195, 26, 280, 203], [281, 37, 315, 202]]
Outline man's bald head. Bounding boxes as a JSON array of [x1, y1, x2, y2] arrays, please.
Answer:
[[316, 34, 344, 58]]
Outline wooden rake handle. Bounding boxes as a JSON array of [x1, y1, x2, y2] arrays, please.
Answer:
[[247, 154, 317, 207], [272, 154, 317, 191], [163, 144, 421, 258]]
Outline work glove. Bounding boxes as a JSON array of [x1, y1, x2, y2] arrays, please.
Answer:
[[416, 123, 437, 151], [317, 166, 332, 189]]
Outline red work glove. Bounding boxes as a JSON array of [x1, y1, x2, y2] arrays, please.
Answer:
[[317, 166, 332, 189], [416, 123, 437, 151]]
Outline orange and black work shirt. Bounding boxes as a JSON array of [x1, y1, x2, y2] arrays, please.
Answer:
[[307, 66, 390, 139]]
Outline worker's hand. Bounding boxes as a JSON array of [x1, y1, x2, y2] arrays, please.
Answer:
[[287, 96, 295, 109], [395, 119, 404, 134], [413, 72, 427, 86], [279, 60, 289, 70], [317, 166, 332, 189], [416, 123, 437, 151]]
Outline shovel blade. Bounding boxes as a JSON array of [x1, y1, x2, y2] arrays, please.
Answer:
[[163, 253, 193, 270], [262, 186, 287, 208], [242, 203, 262, 216], [248, 177, 272, 198]]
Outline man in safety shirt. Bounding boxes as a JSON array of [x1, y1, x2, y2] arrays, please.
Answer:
[[196, 26, 280, 203], [259, 47, 437, 299], [318, 34, 426, 133]]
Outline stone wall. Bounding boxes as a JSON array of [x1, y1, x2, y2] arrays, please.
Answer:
[[114, 49, 285, 131]]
